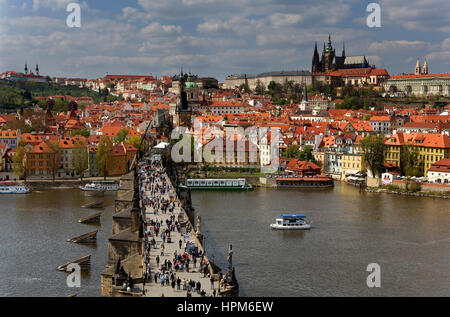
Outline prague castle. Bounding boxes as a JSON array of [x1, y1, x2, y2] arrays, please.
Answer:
[[224, 35, 388, 90], [385, 59, 450, 96]]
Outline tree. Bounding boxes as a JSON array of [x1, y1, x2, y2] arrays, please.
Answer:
[[400, 145, 423, 177], [96, 136, 113, 180], [70, 129, 90, 138], [298, 145, 315, 162], [72, 139, 88, 180], [115, 129, 129, 143], [126, 135, 142, 151], [47, 141, 60, 180], [13, 146, 26, 180], [255, 80, 265, 95], [360, 135, 386, 177], [283, 145, 301, 159]]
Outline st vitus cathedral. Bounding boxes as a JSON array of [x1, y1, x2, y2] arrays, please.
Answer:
[[312, 34, 371, 73]]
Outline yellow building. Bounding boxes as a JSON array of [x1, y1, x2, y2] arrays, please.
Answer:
[[341, 153, 366, 178], [385, 133, 450, 177]]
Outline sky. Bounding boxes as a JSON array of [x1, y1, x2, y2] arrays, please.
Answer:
[[1, 0, 450, 81]]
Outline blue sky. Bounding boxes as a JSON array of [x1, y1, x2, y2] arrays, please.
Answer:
[[1, 0, 450, 81]]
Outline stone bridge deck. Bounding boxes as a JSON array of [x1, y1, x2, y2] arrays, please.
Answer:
[[139, 169, 217, 297]]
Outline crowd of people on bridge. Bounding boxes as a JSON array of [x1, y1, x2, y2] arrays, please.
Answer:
[[137, 157, 218, 298]]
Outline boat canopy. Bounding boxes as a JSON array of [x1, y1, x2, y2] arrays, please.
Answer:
[[282, 214, 306, 219]]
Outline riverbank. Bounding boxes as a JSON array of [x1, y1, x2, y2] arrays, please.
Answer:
[[19, 177, 121, 189], [366, 186, 450, 199]]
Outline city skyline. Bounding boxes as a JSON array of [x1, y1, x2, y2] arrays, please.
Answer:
[[1, 0, 450, 81]]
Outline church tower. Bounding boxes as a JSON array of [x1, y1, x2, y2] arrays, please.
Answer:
[[174, 70, 193, 128], [24, 63, 28, 75], [342, 41, 346, 59], [312, 42, 321, 73], [422, 60, 428, 75], [35, 64, 40, 76], [415, 59, 422, 75], [322, 34, 336, 72], [299, 82, 310, 111]]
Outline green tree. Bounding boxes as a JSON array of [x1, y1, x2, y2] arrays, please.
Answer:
[[255, 80, 265, 95], [400, 145, 423, 177], [72, 139, 89, 180], [70, 129, 90, 138], [115, 129, 129, 143], [13, 146, 26, 180], [360, 135, 386, 177], [283, 145, 301, 158], [298, 145, 315, 162], [96, 136, 113, 180], [126, 135, 142, 151]]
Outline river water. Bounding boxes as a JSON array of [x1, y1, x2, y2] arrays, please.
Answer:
[[0, 183, 449, 296]]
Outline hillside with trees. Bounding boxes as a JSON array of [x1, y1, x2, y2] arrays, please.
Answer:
[[0, 79, 121, 112]]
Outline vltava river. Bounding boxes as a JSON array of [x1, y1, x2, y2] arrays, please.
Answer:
[[0, 183, 449, 296], [192, 183, 450, 297]]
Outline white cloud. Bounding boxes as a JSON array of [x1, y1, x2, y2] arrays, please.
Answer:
[[368, 40, 430, 53], [141, 22, 182, 35], [380, 0, 450, 32]]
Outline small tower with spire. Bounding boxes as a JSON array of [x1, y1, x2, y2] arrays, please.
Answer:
[[415, 59, 422, 75], [35, 64, 39, 76], [422, 59, 428, 75], [24, 63, 28, 75]]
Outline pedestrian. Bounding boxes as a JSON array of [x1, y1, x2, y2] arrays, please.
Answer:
[[179, 239, 182, 249], [210, 276, 215, 290]]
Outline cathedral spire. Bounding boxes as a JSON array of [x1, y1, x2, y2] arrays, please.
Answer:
[[312, 42, 320, 72], [422, 59, 429, 75], [415, 58, 421, 75], [342, 41, 346, 58]]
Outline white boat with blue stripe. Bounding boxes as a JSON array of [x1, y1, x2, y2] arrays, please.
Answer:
[[270, 214, 311, 230]]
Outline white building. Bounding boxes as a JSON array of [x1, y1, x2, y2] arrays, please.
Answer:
[[427, 158, 450, 184]]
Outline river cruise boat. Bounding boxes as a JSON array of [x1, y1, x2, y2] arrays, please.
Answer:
[[79, 181, 119, 192], [276, 175, 334, 188], [0, 182, 31, 194], [270, 214, 312, 230], [179, 178, 252, 191]]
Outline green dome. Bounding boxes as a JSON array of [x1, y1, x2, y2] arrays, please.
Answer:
[[185, 82, 198, 89]]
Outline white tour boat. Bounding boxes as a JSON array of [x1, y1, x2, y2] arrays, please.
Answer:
[[0, 182, 31, 194], [79, 181, 119, 192], [270, 214, 312, 230]]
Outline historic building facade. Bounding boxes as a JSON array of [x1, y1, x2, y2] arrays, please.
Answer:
[[384, 59, 450, 96]]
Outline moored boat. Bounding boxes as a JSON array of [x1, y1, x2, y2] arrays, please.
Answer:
[[80, 181, 119, 192], [0, 181, 31, 194], [179, 178, 252, 191], [270, 214, 312, 230]]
